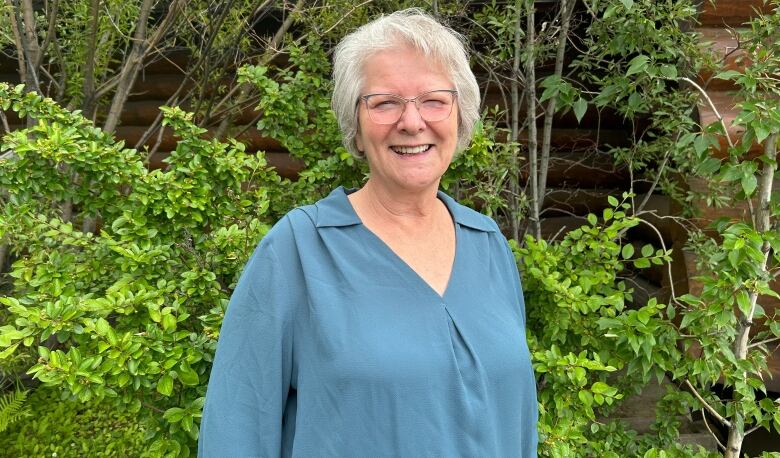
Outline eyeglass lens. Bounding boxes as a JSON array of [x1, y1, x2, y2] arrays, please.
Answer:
[[363, 90, 455, 124]]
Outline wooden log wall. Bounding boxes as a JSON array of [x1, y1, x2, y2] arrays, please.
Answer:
[[692, 0, 780, 393]]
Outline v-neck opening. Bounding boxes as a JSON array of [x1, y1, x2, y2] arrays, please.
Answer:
[[341, 188, 459, 300]]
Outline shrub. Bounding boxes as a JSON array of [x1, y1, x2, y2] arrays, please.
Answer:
[[0, 83, 279, 455], [0, 386, 145, 458]]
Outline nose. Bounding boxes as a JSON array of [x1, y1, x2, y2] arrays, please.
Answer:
[[396, 100, 426, 133]]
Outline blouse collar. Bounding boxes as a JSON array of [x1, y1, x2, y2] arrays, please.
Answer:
[[313, 186, 497, 233]]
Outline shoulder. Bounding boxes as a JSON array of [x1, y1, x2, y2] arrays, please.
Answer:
[[273, 186, 359, 235], [437, 191, 501, 234], [255, 186, 357, 253]]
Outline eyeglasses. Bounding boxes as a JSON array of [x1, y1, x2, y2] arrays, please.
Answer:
[[359, 89, 458, 125]]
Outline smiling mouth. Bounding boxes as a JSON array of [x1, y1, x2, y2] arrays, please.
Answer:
[[390, 144, 432, 155]]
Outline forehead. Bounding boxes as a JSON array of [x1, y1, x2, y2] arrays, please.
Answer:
[[360, 46, 452, 95]]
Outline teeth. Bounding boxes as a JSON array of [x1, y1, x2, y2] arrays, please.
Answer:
[[392, 145, 431, 155]]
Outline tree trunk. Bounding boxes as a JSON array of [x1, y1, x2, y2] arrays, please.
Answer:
[[525, 0, 540, 239], [724, 132, 778, 457], [103, 0, 183, 134], [509, 0, 523, 242], [19, 0, 41, 95], [102, 0, 155, 134], [81, 0, 101, 118], [538, 0, 573, 207]]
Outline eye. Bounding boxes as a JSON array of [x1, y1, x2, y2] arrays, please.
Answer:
[[420, 96, 448, 109], [368, 97, 402, 110]]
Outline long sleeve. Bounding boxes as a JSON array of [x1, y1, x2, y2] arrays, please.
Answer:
[[198, 238, 295, 458]]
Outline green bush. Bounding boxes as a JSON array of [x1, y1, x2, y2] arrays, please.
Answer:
[[0, 386, 145, 458], [0, 83, 279, 456], [0, 388, 29, 432]]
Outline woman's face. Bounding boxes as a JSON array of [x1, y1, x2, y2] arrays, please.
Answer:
[[355, 46, 459, 195]]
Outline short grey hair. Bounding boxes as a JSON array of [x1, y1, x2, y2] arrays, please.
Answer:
[[332, 8, 481, 158]]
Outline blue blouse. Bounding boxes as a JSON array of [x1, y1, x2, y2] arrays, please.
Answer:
[[199, 187, 538, 457]]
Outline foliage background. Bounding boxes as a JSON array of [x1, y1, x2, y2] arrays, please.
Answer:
[[0, 1, 779, 457]]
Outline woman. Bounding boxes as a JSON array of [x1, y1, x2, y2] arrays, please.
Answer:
[[199, 9, 538, 457]]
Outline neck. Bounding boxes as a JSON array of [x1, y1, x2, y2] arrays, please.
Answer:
[[351, 179, 443, 226]]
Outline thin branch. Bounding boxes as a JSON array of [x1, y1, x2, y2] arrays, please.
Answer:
[[0, 110, 10, 134], [35, 0, 59, 68], [147, 113, 169, 159], [0, 150, 18, 160], [747, 336, 780, 349], [51, 36, 66, 101], [685, 379, 732, 428], [213, 0, 304, 139], [189, 0, 242, 124], [680, 76, 734, 149], [5, 1, 24, 84], [81, 0, 101, 116], [37, 65, 61, 93], [626, 217, 678, 300], [636, 140, 674, 214], [701, 408, 727, 451], [745, 423, 764, 436], [320, 0, 372, 37], [507, 2, 523, 241]]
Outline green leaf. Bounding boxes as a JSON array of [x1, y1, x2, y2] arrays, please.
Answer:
[[163, 407, 186, 423], [106, 328, 118, 347], [637, 309, 650, 325], [578, 389, 594, 407], [587, 214, 598, 226], [626, 55, 649, 76], [95, 317, 111, 337], [729, 248, 741, 268], [694, 135, 709, 155], [714, 70, 741, 80], [641, 244, 654, 257], [736, 290, 751, 315], [573, 97, 587, 123], [696, 157, 721, 175], [0, 342, 19, 359], [720, 163, 743, 182], [754, 124, 770, 143], [178, 363, 199, 386], [182, 415, 194, 433], [621, 244, 635, 259], [659, 64, 677, 79], [162, 314, 177, 331], [157, 374, 174, 396], [591, 381, 611, 394], [741, 173, 758, 196], [608, 195, 619, 207], [620, 0, 634, 10]]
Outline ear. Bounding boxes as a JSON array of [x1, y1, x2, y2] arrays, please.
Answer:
[[355, 123, 364, 153], [355, 136, 364, 154]]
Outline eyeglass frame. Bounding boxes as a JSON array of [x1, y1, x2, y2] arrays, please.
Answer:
[[357, 89, 458, 125]]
